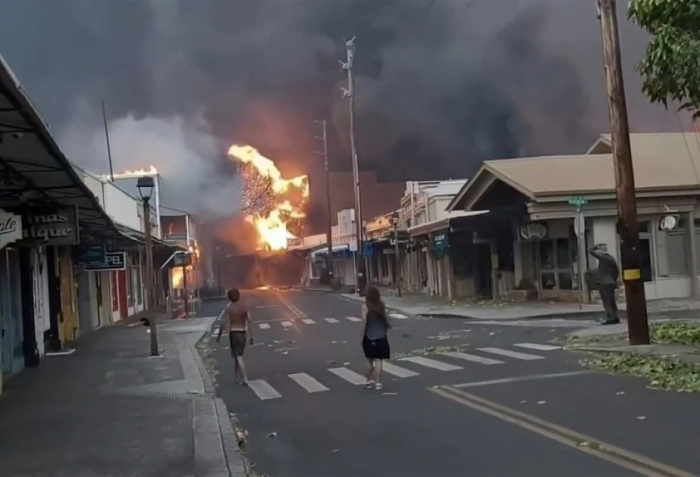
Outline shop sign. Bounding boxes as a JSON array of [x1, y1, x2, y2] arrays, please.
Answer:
[[174, 252, 192, 267], [659, 215, 679, 232], [432, 230, 449, 258], [519, 222, 548, 241], [0, 208, 22, 249], [19, 206, 79, 246], [85, 252, 126, 271]]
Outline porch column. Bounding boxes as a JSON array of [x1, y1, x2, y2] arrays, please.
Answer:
[[689, 211, 698, 297]]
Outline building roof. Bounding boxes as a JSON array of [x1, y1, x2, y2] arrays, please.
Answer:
[[448, 133, 700, 211]]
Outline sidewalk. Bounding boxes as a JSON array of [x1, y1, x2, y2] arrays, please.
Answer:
[[341, 290, 700, 321], [0, 316, 245, 477]]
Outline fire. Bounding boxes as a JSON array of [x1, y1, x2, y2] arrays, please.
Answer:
[[228, 145, 309, 251], [114, 165, 159, 177]]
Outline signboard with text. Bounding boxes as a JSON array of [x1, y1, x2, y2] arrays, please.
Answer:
[[85, 252, 126, 271], [0, 208, 22, 249], [18, 206, 79, 246]]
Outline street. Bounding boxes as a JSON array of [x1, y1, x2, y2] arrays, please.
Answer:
[[202, 290, 699, 477]]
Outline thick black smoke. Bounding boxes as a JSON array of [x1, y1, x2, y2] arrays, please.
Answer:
[[0, 0, 682, 216]]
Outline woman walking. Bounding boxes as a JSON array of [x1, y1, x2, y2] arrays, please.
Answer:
[[362, 285, 391, 390]]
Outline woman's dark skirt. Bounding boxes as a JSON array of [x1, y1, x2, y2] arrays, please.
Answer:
[[362, 336, 390, 360]]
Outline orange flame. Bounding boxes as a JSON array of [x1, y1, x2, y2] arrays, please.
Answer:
[[228, 145, 309, 251]]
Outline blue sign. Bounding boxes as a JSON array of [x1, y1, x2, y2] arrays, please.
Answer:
[[85, 252, 126, 271]]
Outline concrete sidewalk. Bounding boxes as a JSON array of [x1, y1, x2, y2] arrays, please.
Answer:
[[0, 316, 245, 477], [341, 291, 700, 321]]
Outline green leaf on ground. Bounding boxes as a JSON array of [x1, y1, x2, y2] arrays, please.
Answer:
[[651, 323, 700, 346], [582, 353, 700, 392]]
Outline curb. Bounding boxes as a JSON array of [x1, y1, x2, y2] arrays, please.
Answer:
[[192, 329, 249, 476]]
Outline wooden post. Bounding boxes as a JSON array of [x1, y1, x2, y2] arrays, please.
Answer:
[[597, 0, 650, 344]]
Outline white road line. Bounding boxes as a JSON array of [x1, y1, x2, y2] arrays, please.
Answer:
[[383, 362, 419, 378], [513, 343, 562, 351], [400, 356, 463, 371], [281, 321, 293, 328], [325, 318, 339, 323], [477, 347, 544, 361], [328, 367, 366, 385], [442, 351, 504, 365], [258, 323, 271, 330], [346, 316, 362, 322], [248, 380, 282, 400], [288, 373, 329, 393], [302, 319, 316, 325], [389, 313, 408, 319]]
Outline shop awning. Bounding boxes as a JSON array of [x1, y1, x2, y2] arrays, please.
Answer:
[[407, 210, 490, 237], [0, 55, 127, 245], [311, 244, 350, 259]]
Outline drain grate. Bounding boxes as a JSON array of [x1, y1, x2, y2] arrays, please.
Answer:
[[105, 388, 216, 400]]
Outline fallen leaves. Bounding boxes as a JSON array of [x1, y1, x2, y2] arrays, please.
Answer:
[[582, 353, 700, 392], [392, 343, 470, 359]]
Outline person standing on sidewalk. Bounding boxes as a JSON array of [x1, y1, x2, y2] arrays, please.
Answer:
[[217, 288, 253, 386], [588, 244, 621, 325], [361, 285, 391, 390]]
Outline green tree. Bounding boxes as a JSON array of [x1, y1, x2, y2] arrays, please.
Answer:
[[628, 0, 700, 117]]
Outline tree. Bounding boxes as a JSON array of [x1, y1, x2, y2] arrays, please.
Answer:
[[628, 0, 700, 117]]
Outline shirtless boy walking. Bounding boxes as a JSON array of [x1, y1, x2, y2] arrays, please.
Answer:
[[217, 288, 253, 385]]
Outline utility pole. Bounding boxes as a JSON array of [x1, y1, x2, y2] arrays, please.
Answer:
[[101, 99, 114, 182], [597, 0, 650, 344], [341, 36, 366, 295], [182, 261, 189, 318], [314, 119, 334, 284], [391, 212, 402, 297]]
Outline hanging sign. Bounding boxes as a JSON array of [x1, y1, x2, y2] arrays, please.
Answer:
[[0, 208, 22, 249], [19, 206, 79, 246]]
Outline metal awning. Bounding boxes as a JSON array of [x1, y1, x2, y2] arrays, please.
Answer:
[[0, 55, 127, 245], [115, 223, 184, 250], [407, 210, 490, 237]]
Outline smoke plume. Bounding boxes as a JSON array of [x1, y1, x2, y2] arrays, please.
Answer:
[[0, 0, 684, 220]]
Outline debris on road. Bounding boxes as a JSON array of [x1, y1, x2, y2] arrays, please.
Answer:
[[266, 432, 277, 438]]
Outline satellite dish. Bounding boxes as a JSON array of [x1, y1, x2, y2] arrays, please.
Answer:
[[659, 215, 679, 232]]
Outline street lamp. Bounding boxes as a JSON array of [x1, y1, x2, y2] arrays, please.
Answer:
[[390, 211, 402, 298], [137, 176, 158, 356]]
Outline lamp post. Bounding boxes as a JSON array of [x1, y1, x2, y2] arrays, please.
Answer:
[[137, 176, 158, 356], [390, 212, 402, 298]]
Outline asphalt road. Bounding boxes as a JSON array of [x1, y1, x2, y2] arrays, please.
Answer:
[[201, 290, 700, 477]]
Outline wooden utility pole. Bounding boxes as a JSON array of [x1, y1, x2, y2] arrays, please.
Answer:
[[597, 0, 650, 344]]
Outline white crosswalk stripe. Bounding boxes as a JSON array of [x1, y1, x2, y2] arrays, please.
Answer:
[[302, 319, 316, 325], [248, 380, 282, 400], [383, 362, 419, 378], [400, 356, 463, 371], [281, 321, 293, 328], [478, 347, 544, 361], [288, 373, 329, 393], [325, 318, 339, 323], [513, 343, 562, 351], [258, 323, 271, 330], [389, 313, 408, 319], [346, 316, 362, 322], [442, 351, 504, 365], [328, 367, 366, 385]]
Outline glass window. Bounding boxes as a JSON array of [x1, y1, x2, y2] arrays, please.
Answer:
[[541, 272, 556, 289], [639, 221, 651, 234], [667, 233, 688, 274], [539, 241, 555, 270], [558, 272, 573, 290], [556, 238, 572, 268]]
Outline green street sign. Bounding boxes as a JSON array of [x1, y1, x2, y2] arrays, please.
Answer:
[[568, 196, 588, 207]]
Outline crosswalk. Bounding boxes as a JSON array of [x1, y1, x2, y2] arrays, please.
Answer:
[[241, 342, 562, 401], [255, 313, 408, 330]]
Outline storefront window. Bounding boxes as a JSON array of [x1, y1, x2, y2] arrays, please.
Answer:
[[538, 238, 574, 290], [666, 220, 688, 275]]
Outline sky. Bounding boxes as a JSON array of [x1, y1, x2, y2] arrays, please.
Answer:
[[0, 0, 688, 219]]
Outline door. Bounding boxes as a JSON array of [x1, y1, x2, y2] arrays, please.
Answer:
[[118, 270, 128, 319], [1, 249, 11, 375], [474, 243, 493, 297], [77, 272, 92, 335]]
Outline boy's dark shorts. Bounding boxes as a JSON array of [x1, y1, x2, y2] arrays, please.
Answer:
[[229, 331, 247, 357]]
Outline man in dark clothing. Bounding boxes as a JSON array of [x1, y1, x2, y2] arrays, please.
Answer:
[[589, 244, 621, 325]]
